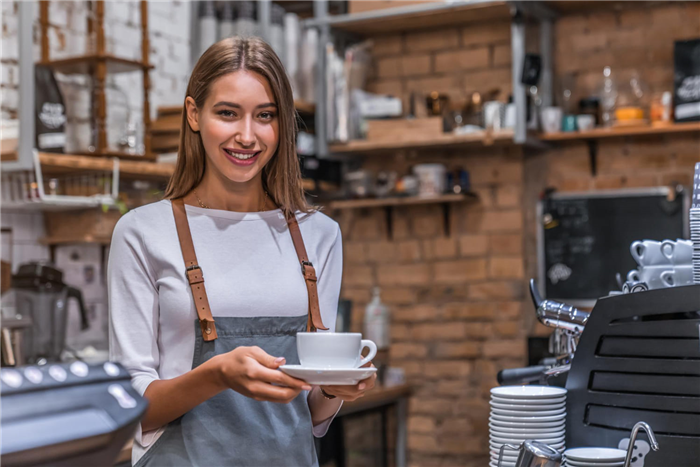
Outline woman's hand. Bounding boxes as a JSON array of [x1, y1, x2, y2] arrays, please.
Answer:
[[213, 346, 312, 403], [319, 363, 377, 401]]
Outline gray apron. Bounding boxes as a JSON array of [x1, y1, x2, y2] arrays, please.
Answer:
[[134, 199, 329, 467], [134, 315, 317, 467]]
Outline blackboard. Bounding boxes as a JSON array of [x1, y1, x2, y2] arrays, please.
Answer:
[[538, 188, 687, 301]]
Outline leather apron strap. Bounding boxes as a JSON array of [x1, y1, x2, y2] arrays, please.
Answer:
[[286, 213, 328, 333], [171, 198, 328, 340], [172, 198, 218, 341]]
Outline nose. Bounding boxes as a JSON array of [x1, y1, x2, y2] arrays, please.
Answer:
[[234, 116, 256, 147]]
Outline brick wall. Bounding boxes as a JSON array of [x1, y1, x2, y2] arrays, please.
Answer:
[[339, 3, 699, 467]]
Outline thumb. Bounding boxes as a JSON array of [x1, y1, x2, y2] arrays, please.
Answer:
[[249, 346, 285, 369]]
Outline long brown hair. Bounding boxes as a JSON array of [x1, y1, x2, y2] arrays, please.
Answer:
[[165, 36, 313, 216]]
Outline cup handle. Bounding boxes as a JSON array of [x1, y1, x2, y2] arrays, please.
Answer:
[[630, 241, 645, 264], [627, 269, 640, 282], [358, 340, 378, 367], [661, 240, 675, 261], [660, 270, 674, 287]]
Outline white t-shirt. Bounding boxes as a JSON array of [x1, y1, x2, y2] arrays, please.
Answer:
[[108, 200, 343, 464]]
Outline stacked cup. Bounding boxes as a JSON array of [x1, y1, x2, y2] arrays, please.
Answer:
[[627, 239, 695, 289], [563, 447, 627, 467], [692, 163, 700, 284], [489, 386, 568, 467]]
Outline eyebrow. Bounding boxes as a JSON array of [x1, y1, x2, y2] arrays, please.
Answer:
[[212, 101, 277, 109]]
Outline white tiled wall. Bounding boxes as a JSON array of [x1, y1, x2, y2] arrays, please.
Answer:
[[1, 0, 192, 350]]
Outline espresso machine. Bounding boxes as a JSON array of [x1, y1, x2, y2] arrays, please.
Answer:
[[1, 262, 89, 366]]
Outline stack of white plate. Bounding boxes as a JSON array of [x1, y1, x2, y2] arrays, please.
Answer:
[[489, 386, 567, 467], [563, 447, 627, 467], [692, 163, 699, 284]]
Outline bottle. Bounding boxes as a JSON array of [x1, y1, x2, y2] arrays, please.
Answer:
[[269, 4, 285, 65], [218, 2, 236, 40], [235, 1, 257, 38], [599, 66, 618, 127], [198, 1, 218, 58], [364, 287, 390, 350]]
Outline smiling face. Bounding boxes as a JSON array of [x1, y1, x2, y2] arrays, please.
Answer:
[[186, 70, 279, 185]]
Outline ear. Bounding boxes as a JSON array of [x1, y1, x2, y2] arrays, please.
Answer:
[[185, 96, 200, 132]]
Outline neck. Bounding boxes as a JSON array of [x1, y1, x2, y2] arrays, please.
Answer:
[[190, 168, 271, 212]]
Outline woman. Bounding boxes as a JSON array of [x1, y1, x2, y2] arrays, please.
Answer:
[[108, 37, 375, 466]]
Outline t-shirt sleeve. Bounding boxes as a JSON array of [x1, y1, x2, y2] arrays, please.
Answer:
[[312, 222, 344, 437], [107, 209, 161, 446]]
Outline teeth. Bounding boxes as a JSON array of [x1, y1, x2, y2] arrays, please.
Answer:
[[225, 149, 257, 160]]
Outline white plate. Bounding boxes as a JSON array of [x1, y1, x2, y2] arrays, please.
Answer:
[[491, 386, 567, 399], [491, 435, 565, 444], [565, 461, 623, 467], [490, 417, 566, 428], [491, 413, 566, 423], [492, 446, 566, 457], [490, 461, 516, 467], [490, 401, 566, 411], [491, 442, 565, 452], [564, 448, 627, 462], [278, 365, 376, 385], [491, 428, 565, 438], [492, 395, 567, 405], [489, 422, 565, 433], [492, 407, 566, 417]]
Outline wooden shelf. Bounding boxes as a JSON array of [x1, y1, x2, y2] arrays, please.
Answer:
[[38, 54, 153, 75], [538, 122, 700, 142], [71, 149, 157, 162], [39, 235, 112, 246], [328, 193, 475, 210], [329, 129, 514, 154], [294, 100, 316, 115], [38, 152, 174, 180], [306, 0, 510, 35]]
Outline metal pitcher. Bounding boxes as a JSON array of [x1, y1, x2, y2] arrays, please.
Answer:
[[498, 440, 562, 467]]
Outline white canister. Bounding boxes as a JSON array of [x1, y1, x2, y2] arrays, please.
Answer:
[[413, 164, 447, 197]]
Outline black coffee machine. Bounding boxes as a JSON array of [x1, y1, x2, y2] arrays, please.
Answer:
[[2, 262, 89, 366]]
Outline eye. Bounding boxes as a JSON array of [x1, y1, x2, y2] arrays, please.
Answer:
[[217, 109, 236, 118], [258, 111, 276, 121]]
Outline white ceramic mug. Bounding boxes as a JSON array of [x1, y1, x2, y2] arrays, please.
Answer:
[[660, 266, 694, 287], [638, 265, 673, 289], [661, 239, 693, 265], [630, 240, 674, 266], [540, 107, 563, 134], [296, 332, 377, 369], [576, 114, 595, 131]]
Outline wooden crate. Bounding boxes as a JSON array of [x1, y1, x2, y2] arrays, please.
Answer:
[[365, 117, 443, 143], [43, 209, 123, 245]]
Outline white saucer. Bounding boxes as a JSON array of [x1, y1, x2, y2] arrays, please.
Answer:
[[492, 407, 566, 417], [279, 365, 376, 385], [490, 401, 566, 411]]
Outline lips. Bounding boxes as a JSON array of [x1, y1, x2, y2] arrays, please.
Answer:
[[222, 148, 261, 166]]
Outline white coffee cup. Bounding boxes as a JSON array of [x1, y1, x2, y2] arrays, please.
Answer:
[[638, 265, 673, 289], [630, 240, 674, 266], [541, 107, 563, 134], [661, 239, 693, 265], [296, 332, 377, 369], [576, 114, 595, 131], [660, 266, 694, 287]]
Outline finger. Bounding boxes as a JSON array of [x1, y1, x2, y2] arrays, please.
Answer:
[[258, 367, 312, 391], [247, 346, 286, 369], [250, 382, 302, 403]]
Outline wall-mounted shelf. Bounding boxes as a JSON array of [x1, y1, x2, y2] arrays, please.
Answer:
[[539, 122, 700, 176], [328, 129, 514, 155], [328, 192, 477, 239], [328, 193, 474, 210], [38, 152, 173, 180], [294, 100, 316, 115], [304, 0, 511, 35], [539, 122, 700, 141], [37, 55, 153, 75]]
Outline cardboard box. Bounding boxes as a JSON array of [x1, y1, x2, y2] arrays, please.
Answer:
[[366, 117, 443, 142], [44, 209, 122, 244]]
